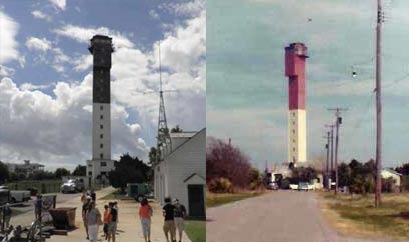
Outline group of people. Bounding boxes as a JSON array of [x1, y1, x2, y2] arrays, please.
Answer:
[[138, 196, 187, 242], [81, 190, 119, 242]]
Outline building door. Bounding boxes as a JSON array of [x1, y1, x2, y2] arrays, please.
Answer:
[[187, 185, 205, 219]]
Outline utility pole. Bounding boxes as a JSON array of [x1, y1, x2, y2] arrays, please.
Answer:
[[323, 131, 330, 189], [325, 124, 335, 189], [328, 108, 347, 195], [375, 0, 383, 208]]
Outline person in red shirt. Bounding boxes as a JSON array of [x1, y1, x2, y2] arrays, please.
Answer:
[[139, 198, 153, 242]]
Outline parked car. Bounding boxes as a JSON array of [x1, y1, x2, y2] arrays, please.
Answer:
[[297, 182, 309, 191], [0, 186, 31, 203], [267, 181, 279, 190], [61, 179, 84, 193]]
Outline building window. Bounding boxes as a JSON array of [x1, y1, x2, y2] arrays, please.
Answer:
[[293, 148, 296, 152], [100, 115, 103, 119], [292, 129, 295, 134], [88, 171, 92, 176], [100, 134, 103, 139], [100, 143, 103, 148], [293, 121, 295, 125], [100, 106, 103, 111], [100, 124, 103, 129], [101, 162, 107, 167], [293, 139, 295, 143], [100, 153, 104, 159], [101, 172, 106, 175]]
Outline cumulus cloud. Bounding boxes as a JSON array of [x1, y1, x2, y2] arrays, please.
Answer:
[[0, 11, 19, 64], [160, 0, 204, 17], [31, 10, 52, 22], [25, 37, 52, 52], [48, 0, 66, 11], [53, 25, 134, 48], [0, 76, 150, 170]]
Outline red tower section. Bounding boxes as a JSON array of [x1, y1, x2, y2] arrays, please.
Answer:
[[285, 43, 308, 110]]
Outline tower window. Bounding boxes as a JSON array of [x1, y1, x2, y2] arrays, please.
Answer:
[[88, 171, 92, 176], [100, 115, 103, 119], [100, 124, 103, 129], [100, 143, 103, 148], [100, 134, 103, 139], [100, 153, 104, 159], [100, 106, 103, 110], [292, 129, 295, 134], [101, 162, 107, 167], [293, 148, 295, 152]]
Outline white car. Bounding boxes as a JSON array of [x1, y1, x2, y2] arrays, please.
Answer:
[[61, 179, 84, 193]]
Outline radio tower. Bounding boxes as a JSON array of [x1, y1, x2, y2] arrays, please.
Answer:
[[156, 42, 172, 163]]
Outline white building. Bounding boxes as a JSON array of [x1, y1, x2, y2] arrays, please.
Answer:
[[381, 168, 402, 187], [86, 35, 115, 187], [6, 160, 44, 177], [154, 128, 206, 219]]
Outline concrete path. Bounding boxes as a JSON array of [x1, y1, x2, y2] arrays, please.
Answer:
[[206, 190, 406, 242], [45, 187, 192, 242]]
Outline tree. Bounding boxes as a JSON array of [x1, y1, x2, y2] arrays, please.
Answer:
[[338, 163, 352, 187], [395, 163, 409, 175], [72, 165, 86, 176], [171, 125, 183, 133], [108, 153, 151, 193], [55, 168, 71, 179], [148, 147, 160, 166], [0, 162, 9, 184], [206, 137, 254, 189], [31, 170, 55, 180]]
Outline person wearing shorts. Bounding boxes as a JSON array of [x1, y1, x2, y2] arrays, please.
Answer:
[[162, 197, 176, 242], [108, 202, 118, 242], [173, 198, 187, 242], [139, 198, 152, 242]]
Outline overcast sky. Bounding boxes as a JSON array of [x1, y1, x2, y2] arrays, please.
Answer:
[[0, 0, 205, 171], [207, 0, 409, 170]]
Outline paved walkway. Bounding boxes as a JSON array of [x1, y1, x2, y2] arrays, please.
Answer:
[[207, 190, 405, 242], [44, 187, 192, 242]]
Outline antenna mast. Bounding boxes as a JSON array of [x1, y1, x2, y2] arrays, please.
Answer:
[[156, 41, 172, 163]]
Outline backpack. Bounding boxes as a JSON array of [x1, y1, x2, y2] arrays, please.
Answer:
[[111, 208, 118, 222]]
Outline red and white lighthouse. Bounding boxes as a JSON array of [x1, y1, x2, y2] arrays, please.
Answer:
[[285, 43, 308, 164]]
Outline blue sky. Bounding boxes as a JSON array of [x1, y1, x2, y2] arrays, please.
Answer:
[[207, 0, 409, 170], [0, 0, 205, 170]]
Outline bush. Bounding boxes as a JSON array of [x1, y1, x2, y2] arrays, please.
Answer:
[[208, 178, 233, 193]]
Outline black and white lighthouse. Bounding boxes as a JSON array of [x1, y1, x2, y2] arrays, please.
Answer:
[[86, 35, 115, 186]]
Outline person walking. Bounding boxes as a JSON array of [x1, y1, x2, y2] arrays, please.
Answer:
[[82, 196, 91, 240], [139, 198, 152, 242], [103, 204, 111, 240], [34, 195, 42, 220], [3, 203, 11, 229], [162, 197, 176, 242], [86, 201, 102, 242], [108, 202, 118, 242], [173, 198, 187, 242]]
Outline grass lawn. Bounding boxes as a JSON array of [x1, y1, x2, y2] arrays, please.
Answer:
[[319, 191, 409, 240], [206, 190, 266, 208], [185, 220, 205, 242]]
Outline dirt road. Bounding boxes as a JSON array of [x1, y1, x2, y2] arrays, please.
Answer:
[[206, 190, 403, 242]]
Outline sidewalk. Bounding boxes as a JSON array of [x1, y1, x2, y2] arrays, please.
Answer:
[[48, 187, 192, 242]]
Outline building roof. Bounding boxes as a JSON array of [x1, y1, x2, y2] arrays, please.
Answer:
[[160, 128, 206, 162], [183, 173, 205, 183], [170, 132, 197, 138], [382, 168, 402, 176]]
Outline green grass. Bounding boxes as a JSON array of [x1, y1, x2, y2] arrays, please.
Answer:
[[206, 191, 265, 208], [320, 192, 409, 240], [185, 220, 205, 242]]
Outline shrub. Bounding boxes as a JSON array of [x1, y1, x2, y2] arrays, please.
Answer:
[[208, 178, 233, 193]]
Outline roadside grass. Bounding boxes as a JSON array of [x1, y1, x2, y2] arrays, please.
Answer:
[[185, 220, 205, 242], [206, 190, 266, 208], [319, 191, 409, 240]]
